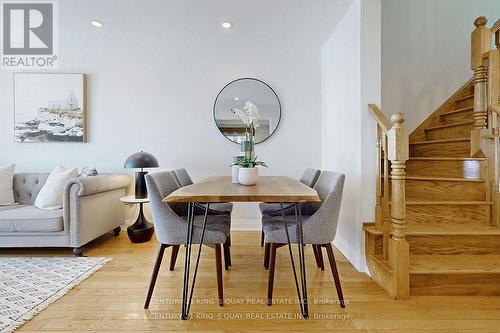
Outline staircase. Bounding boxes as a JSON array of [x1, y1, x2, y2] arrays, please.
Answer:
[[363, 17, 500, 298]]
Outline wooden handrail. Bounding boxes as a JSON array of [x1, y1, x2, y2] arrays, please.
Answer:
[[490, 104, 500, 114], [368, 104, 391, 134]]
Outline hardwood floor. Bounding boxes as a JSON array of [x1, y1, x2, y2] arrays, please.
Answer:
[[3, 230, 500, 332]]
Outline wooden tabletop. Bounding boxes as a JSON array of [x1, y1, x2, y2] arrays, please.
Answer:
[[164, 176, 320, 203]]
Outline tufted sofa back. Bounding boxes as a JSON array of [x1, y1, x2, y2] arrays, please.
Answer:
[[13, 173, 49, 205]]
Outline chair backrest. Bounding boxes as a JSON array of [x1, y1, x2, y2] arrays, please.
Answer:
[[299, 168, 321, 188], [172, 168, 194, 187], [145, 171, 188, 244], [302, 171, 345, 244]]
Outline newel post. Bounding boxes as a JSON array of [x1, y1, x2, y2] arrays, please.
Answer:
[[471, 16, 491, 156], [387, 113, 409, 300]]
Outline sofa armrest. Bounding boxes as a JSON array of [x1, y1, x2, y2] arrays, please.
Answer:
[[64, 174, 131, 197], [63, 174, 131, 247]]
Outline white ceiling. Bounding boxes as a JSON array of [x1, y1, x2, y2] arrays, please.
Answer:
[[66, 0, 353, 53]]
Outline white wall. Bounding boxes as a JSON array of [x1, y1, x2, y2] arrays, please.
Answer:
[[321, 0, 381, 272], [382, 0, 500, 131], [0, 0, 352, 229]]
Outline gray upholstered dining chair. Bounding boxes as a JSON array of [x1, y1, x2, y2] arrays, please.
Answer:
[[143, 171, 231, 309], [258, 168, 321, 247], [172, 168, 233, 269], [262, 171, 345, 308]]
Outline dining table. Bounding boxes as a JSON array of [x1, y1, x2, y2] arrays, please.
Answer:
[[163, 176, 320, 320]]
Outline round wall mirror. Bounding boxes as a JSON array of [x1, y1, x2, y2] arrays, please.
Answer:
[[213, 78, 281, 144]]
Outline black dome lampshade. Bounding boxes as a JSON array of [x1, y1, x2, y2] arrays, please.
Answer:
[[124, 151, 159, 169], [124, 151, 159, 199]]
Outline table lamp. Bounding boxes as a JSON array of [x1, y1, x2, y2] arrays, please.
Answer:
[[124, 151, 159, 199], [123, 151, 159, 243]]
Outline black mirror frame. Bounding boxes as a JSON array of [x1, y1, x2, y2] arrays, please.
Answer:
[[213, 77, 282, 145]]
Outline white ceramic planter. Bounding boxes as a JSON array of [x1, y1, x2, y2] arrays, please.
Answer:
[[231, 165, 240, 183], [238, 167, 259, 185]]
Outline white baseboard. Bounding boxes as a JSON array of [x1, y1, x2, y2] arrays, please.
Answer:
[[231, 219, 261, 231]]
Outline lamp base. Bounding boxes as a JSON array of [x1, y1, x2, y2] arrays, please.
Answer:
[[127, 202, 154, 243], [135, 171, 148, 199]]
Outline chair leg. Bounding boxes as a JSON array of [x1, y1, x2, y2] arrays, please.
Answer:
[[312, 245, 321, 268], [169, 245, 180, 271], [314, 245, 325, 271], [264, 243, 271, 269], [260, 229, 264, 247], [324, 243, 345, 308], [144, 244, 167, 309], [267, 243, 277, 306], [215, 244, 224, 306], [223, 238, 231, 270]]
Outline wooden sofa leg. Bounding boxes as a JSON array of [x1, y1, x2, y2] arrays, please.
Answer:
[[215, 244, 224, 306], [144, 244, 167, 309], [113, 227, 121, 237], [324, 243, 345, 308], [169, 245, 180, 271], [267, 243, 277, 306], [73, 247, 83, 256]]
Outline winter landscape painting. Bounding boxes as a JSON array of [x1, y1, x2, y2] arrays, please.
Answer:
[[14, 73, 87, 143]]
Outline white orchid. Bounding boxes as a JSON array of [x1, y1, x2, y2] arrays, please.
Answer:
[[231, 101, 260, 130]]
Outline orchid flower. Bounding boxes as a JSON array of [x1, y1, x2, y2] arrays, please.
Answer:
[[231, 101, 261, 130]]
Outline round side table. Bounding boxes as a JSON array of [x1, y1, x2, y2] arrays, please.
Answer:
[[120, 196, 154, 243]]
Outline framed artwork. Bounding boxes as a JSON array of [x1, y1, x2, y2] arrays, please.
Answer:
[[14, 73, 87, 143]]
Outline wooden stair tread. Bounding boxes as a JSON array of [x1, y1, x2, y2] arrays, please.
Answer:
[[410, 255, 500, 274], [440, 106, 473, 117], [363, 224, 382, 235], [409, 157, 486, 161], [392, 201, 492, 205], [384, 175, 483, 181], [364, 223, 500, 236], [410, 137, 470, 145], [454, 94, 474, 102], [406, 224, 500, 235], [424, 121, 474, 131], [403, 176, 484, 182]]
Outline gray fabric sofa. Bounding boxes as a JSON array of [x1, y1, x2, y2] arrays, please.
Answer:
[[0, 173, 131, 255]]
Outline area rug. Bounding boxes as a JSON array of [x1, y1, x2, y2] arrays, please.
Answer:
[[0, 257, 111, 333]]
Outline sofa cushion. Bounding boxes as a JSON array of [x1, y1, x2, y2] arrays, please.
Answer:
[[0, 205, 63, 232], [35, 166, 78, 210], [13, 173, 48, 205], [0, 204, 24, 212]]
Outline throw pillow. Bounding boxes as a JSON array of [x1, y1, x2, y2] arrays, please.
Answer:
[[35, 166, 78, 210], [0, 164, 15, 205]]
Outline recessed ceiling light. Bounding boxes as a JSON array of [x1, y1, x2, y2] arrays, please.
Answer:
[[221, 22, 232, 29], [91, 20, 103, 28], [234, 97, 239, 101]]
